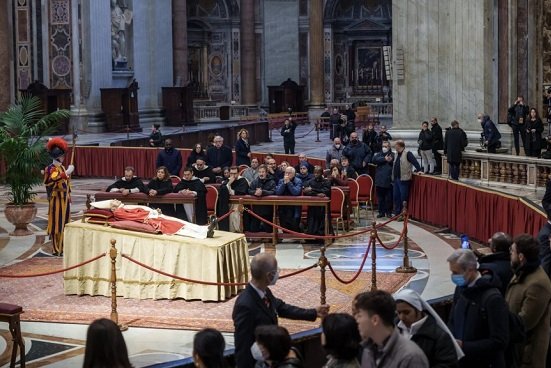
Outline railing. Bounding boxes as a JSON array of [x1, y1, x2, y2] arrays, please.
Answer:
[[193, 104, 255, 121], [442, 151, 551, 188], [193, 105, 220, 120]]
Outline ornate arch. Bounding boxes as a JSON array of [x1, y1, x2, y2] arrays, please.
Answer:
[[324, 0, 391, 21]]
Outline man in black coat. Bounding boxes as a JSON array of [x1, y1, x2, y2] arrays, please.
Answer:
[[479, 113, 501, 154], [303, 166, 331, 237], [232, 253, 329, 368], [372, 141, 394, 218], [206, 135, 233, 176], [538, 178, 551, 278], [343, 132, 372, 175], [156, 139, 182, 176], [174, 167, 208, 225], [430, 118, 444, 174], [191, 157, 216, 184], [217, 166, 249, 232], [478, 232, 513, 296], [106, 166, 146, 194], [444, 121, 468, 180], [507, 96, 530, 156], [248, 165, 276, 233], [447, 249, 509, 368]]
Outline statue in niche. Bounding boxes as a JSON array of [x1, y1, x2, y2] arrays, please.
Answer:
[[111, 0, 133, 69]]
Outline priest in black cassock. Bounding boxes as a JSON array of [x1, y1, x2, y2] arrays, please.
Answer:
[[106, 166, 146, 194], [174, 167, 208, 225], [217, 166, 249, 232], [192, 157, 216, 184], [303, 166, 331, 238]]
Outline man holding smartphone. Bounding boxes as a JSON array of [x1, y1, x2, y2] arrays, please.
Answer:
[[507, 96, 529, 155]]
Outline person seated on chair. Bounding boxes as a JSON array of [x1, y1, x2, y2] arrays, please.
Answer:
[[217, 166, 249, 232], [275, 167, 303, 233], [327, 165, 348, 187], [106, 166, 146, 195], [174, 167, 208, 225], [146, 166, 175, 216], [303, 166, 331, 238], [296, 163, 313, 183], [242, 157, 260, 183], [248, 164, 276, 233], [192, 156, 215, 184], [294, 153, 314, 174], [91, 199, 216, 239], [340, 156, 357, 179], [266, 157, 282, 181]]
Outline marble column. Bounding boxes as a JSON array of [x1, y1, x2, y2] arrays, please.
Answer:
[[309, 0, 324, 106], [240, 0, 255, 105], [172, 0, 188, 86], [0, 0, 10, 110]]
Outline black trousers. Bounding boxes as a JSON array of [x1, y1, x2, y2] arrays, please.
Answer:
[[284, 141, 295, 154], [487, 142, 498, 154], [376, 186, 393, 216], [449, 162, 460, 180], [433, 149, 442, 173], [511, 124, 526, 155]]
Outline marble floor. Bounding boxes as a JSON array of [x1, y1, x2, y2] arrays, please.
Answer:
[[0, 122, 531, 367]]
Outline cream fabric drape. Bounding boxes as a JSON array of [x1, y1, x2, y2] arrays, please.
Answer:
[[63, 222, 249, 301]]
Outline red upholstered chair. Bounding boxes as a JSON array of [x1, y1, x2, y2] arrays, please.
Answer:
[[205, 185, 219, 217], [347, 178, 360, 224], [357, 174, 374, 212], [238, 164, 249, 171], [0, 303, 25, 367], [330, 187, 346, 235], [170, 175, 181, 186]]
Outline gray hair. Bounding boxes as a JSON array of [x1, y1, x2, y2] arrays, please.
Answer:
[[250, 253, 277, 280], [446, 249, 477, 271]]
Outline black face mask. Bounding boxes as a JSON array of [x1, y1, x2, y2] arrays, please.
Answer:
[[165, 146, 173, 152]]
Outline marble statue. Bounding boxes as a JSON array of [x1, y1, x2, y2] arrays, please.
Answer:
[[111, 0, 132, 66]]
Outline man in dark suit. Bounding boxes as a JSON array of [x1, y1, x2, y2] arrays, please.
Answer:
[[232, 253, 329, 368], [444, 120, 468, 180], [206, 135, 233, 176]]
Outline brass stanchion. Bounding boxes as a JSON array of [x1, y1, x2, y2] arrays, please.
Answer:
[[238, 198, 244, 234], [318, 247, 328, 305], [396, 201, 417, 273], [109, 239, 128, 331], [370, 221, 377, 290], [315, 120, 321, 142]]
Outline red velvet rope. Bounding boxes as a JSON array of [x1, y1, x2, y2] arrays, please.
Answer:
[[121, 253, 317, 286], [0, 253, 107, 278], [215, 209, 234, 222], [327, 240, 373, 284], [375, 216, 408, 250]]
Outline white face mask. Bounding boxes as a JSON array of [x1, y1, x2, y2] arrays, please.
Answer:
[[382, 147, 389, 153], [477, 119, 482, 123], [250, 342, 265, 362], [335, 144, 341, 149], [270, 269, 280, 286]]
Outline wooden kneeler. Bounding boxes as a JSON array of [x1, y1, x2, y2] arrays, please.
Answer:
[[0, 303, 25, 368]]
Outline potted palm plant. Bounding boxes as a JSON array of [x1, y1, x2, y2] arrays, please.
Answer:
[[0, 96, 70, 235]]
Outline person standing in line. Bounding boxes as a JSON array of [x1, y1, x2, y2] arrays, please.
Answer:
[[418, 121, 435, 174], [149, 123, 163, 147], [430, 117, 444, 174], [508, 96, 530, 156], [44, 137, 74, 256], [235, 128, 251, 166], [524, 108, 544, 158], [444, 121, 468, 180], [391, 140, 422, 217], [83, 318, 132, 368], [281, 119, 297, 154]]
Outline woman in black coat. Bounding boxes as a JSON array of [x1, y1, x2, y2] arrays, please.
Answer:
[[525, 108, 544, 157], [281, 119, 297, 154], [235, 128, 251, 166], [187, 143, 207, 167], [146, 166, 175, 216]]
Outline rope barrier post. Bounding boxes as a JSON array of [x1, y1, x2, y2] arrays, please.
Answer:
[[315, 120, 321, 142], [238, 198, 244, 234], [396, 201, 417, 274], [370, 221, 377, 291], [109, 239, 128, 331], [318, 246, 328, 305]]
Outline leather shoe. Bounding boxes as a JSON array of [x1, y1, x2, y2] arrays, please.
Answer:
[[377, 213, 385, 218]]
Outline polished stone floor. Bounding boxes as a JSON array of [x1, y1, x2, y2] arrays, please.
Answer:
[[0, 122, 529, 367]]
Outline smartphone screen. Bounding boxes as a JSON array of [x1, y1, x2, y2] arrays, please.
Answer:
[[460, 235, 471, 249]]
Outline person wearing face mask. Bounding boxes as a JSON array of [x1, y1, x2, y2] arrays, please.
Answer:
[[252, 325, 302, 368], [372, 142, 394, 218], [342, 132, 372, 175], [505, 234, 551, 368], [447, 249, 509, 368], [232, 253, 329, 368], [156, 138, 182, 176], [326, 137, 345, 169], [391, 140, 422, 218]]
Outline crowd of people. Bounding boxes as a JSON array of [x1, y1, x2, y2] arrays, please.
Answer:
[[80, 227, 551, 368]]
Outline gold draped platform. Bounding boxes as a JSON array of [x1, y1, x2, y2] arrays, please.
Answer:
[[63, 222, 249, 301]]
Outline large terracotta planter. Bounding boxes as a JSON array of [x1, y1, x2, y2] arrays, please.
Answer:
[[4, 203, 37, 236]]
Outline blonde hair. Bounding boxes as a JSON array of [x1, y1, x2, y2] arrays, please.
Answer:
[[238, 128, 249, 140]]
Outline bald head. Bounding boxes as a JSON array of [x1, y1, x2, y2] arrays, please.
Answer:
[[489, 232, 512, 253], [250, 253, 278, 281]]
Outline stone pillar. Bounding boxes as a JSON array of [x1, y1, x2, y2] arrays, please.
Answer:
[[309, 0, 324, 106], [172, 0, 188, 86], [240, 0, 255, 105], [0, 0, 10, 110]]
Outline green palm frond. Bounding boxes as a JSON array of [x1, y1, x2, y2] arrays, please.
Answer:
[[0, 95, 70, 204]]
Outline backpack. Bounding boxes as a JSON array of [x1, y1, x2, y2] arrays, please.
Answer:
[[478, 288, 526, 344]]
